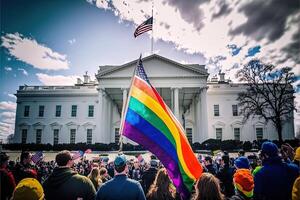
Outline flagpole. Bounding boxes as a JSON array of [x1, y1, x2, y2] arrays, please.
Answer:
[[118, 55, 140, 152], [151, 0, 154, 54]]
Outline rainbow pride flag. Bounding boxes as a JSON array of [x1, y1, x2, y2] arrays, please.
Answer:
[[120, 56, 203, 199]]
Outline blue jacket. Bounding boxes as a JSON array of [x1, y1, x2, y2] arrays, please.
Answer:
[[254, 156, 299, 200], [95, 174, 146, 200]]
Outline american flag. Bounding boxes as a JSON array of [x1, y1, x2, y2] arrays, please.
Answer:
[[85, 149, 92, 154], [72, 150, 84, 160], [31, 151, 43, 164], [136, 56, 150, 84], [134, 17, 153, 38]]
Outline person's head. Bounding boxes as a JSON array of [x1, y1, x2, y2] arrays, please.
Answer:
[[99, 167, 108, 176], [194, 173, 224, 200], [147, 168, 175, 199], [261, 141, 278, 160], [221, 155, 230, 166], [150, 159, 159, 168], [204, 156, 213, 166], [234, 156, 250, 169], [55, 150, 73, 167], [20, 151, 31, 165], [88, 167, 100, 180], [114, 154, 127, 174], [11, 178, 44, 200], [233, 169, 254, 199], [0, 152, 9, 167]]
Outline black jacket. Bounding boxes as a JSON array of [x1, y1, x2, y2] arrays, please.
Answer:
[[141, 167, 158, 194]]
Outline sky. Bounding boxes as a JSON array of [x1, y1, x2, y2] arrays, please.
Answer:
[[0, 0, 299, 141]]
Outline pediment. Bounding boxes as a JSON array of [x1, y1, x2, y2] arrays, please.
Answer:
[[97, 54, 208, 79], [66, 121, 78, 126], [19, 122, 30, 127], [213, 121, 226, 127], [32, 122, 45, 127]]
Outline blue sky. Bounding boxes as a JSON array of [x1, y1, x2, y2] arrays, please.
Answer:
[[0, 0, 299, 140]]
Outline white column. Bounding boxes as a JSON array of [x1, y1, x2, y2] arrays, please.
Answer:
[[173, 87, 180, 120], [107, 98, 112, 143], [200, 87, 208, 141], [194, 95, 201, 143], [121, 88, 128, 144], [97, 88, 105, 143]]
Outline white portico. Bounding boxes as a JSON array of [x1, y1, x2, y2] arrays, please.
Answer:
[[96, 54, 209, 144]]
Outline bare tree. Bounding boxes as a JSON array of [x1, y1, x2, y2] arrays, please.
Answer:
[[236, 60, 296, 143]]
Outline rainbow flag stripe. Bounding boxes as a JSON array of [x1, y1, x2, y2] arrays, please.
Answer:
[[121, 57, 203, 199]]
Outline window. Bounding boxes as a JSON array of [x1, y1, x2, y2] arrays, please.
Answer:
[[256, 128, 263, 141], [186, 128, 193, 144], [87, 129, 92, 144], [214, 105, 220, 116], [88, 105, 94, 117], [24, 106, 30, 117], [216, 128, 222, 140], [38, 105, 45, 117], [71, 105, 77, 117], [232, 105, 238, 116], [21, 129, 27, 144], [53, 129, 59, 145], [234, 128, 240, 141], [115, 128, 120, 144], [70, 129, 76, 144], [36, 129, 42, 144], [55, 105, 61, 117]]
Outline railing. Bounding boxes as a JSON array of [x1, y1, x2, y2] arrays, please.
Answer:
[[19, 85, 96, 91]]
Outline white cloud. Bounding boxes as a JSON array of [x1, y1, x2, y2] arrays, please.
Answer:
[[18, 68, 28, 76], [0, 101, 16, 112], [1, 32, 69, 70], [88, 0, 299, 80], [0, 111, 16, 118], [7, 93, 17, 100], [4, 66, 12, 71], [36, 73, 81, 85], [68, 38, 76, 45]]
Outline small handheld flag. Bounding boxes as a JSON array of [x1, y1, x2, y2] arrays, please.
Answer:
[[31, 151, 43, 164], [72, 150, 84, 160], [134, 17, 153, 38]]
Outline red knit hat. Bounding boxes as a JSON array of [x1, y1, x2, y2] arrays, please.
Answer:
[[233, 169, 254, 198]]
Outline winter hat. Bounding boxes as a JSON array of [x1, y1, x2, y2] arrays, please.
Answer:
[[261, 141, 278, 157], [233, 169, 254, 198], [114, 154, 127, 168], [12, 178, 44, 200], [234, 156, 250, 169], [294, 147, 300, 161]]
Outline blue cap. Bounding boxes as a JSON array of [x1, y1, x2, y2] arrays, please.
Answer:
[[261, 141, 278, 157], [114, 154, 127, 167], [234, 156, 250, 169]]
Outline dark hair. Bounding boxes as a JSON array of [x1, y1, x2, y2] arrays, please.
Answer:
[[205, 156, 212, 163], [194, 173, 224, 200], [20, 151, 30, 163], [222, 155, 230, 165], [0, 152, 9, 165], [115, 164, 126, 173], [99, 167, 107, 176], [55, 150, 72, 166]]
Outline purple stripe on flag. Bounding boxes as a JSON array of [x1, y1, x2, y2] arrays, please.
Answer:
[[123, 122, 190, 199]]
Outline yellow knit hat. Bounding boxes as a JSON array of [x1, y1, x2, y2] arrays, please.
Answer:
[[12, 178, 44, 200], [294, 147, 300, 161]]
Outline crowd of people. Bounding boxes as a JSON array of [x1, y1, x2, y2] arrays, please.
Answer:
[[1, 141, 299, 200]]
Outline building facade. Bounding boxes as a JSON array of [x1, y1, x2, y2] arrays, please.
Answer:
[[12, 54, 295, 144]]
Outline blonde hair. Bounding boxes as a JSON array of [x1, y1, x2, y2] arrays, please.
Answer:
[[88, 167, 102, 190]]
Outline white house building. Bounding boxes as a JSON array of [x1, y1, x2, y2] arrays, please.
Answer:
[[12, 54, 295, 144]]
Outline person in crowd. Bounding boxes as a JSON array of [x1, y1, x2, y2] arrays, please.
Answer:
[[193, 172, 224, 200], [238, 150, 245, 157], [146, 168, 178, 200], [43, 150, 96, 200], [132, 160, 142, 181], [293, 146, 300, 167], [88, 167, 102, 190], [141, 159, 159, 194], [11, 178, 44, 200], [234, 156, 250, 170], [204, 156, 217, 175], [229, 169, 254, 200], [13, 151, 37, 184], [254, 141, 299, 200], [99, 167, 110, 183], [217, 154, 235, 197], [0, 152, 16, 200], [95, 154, 146, 200], [292, 176, 300, 200]]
